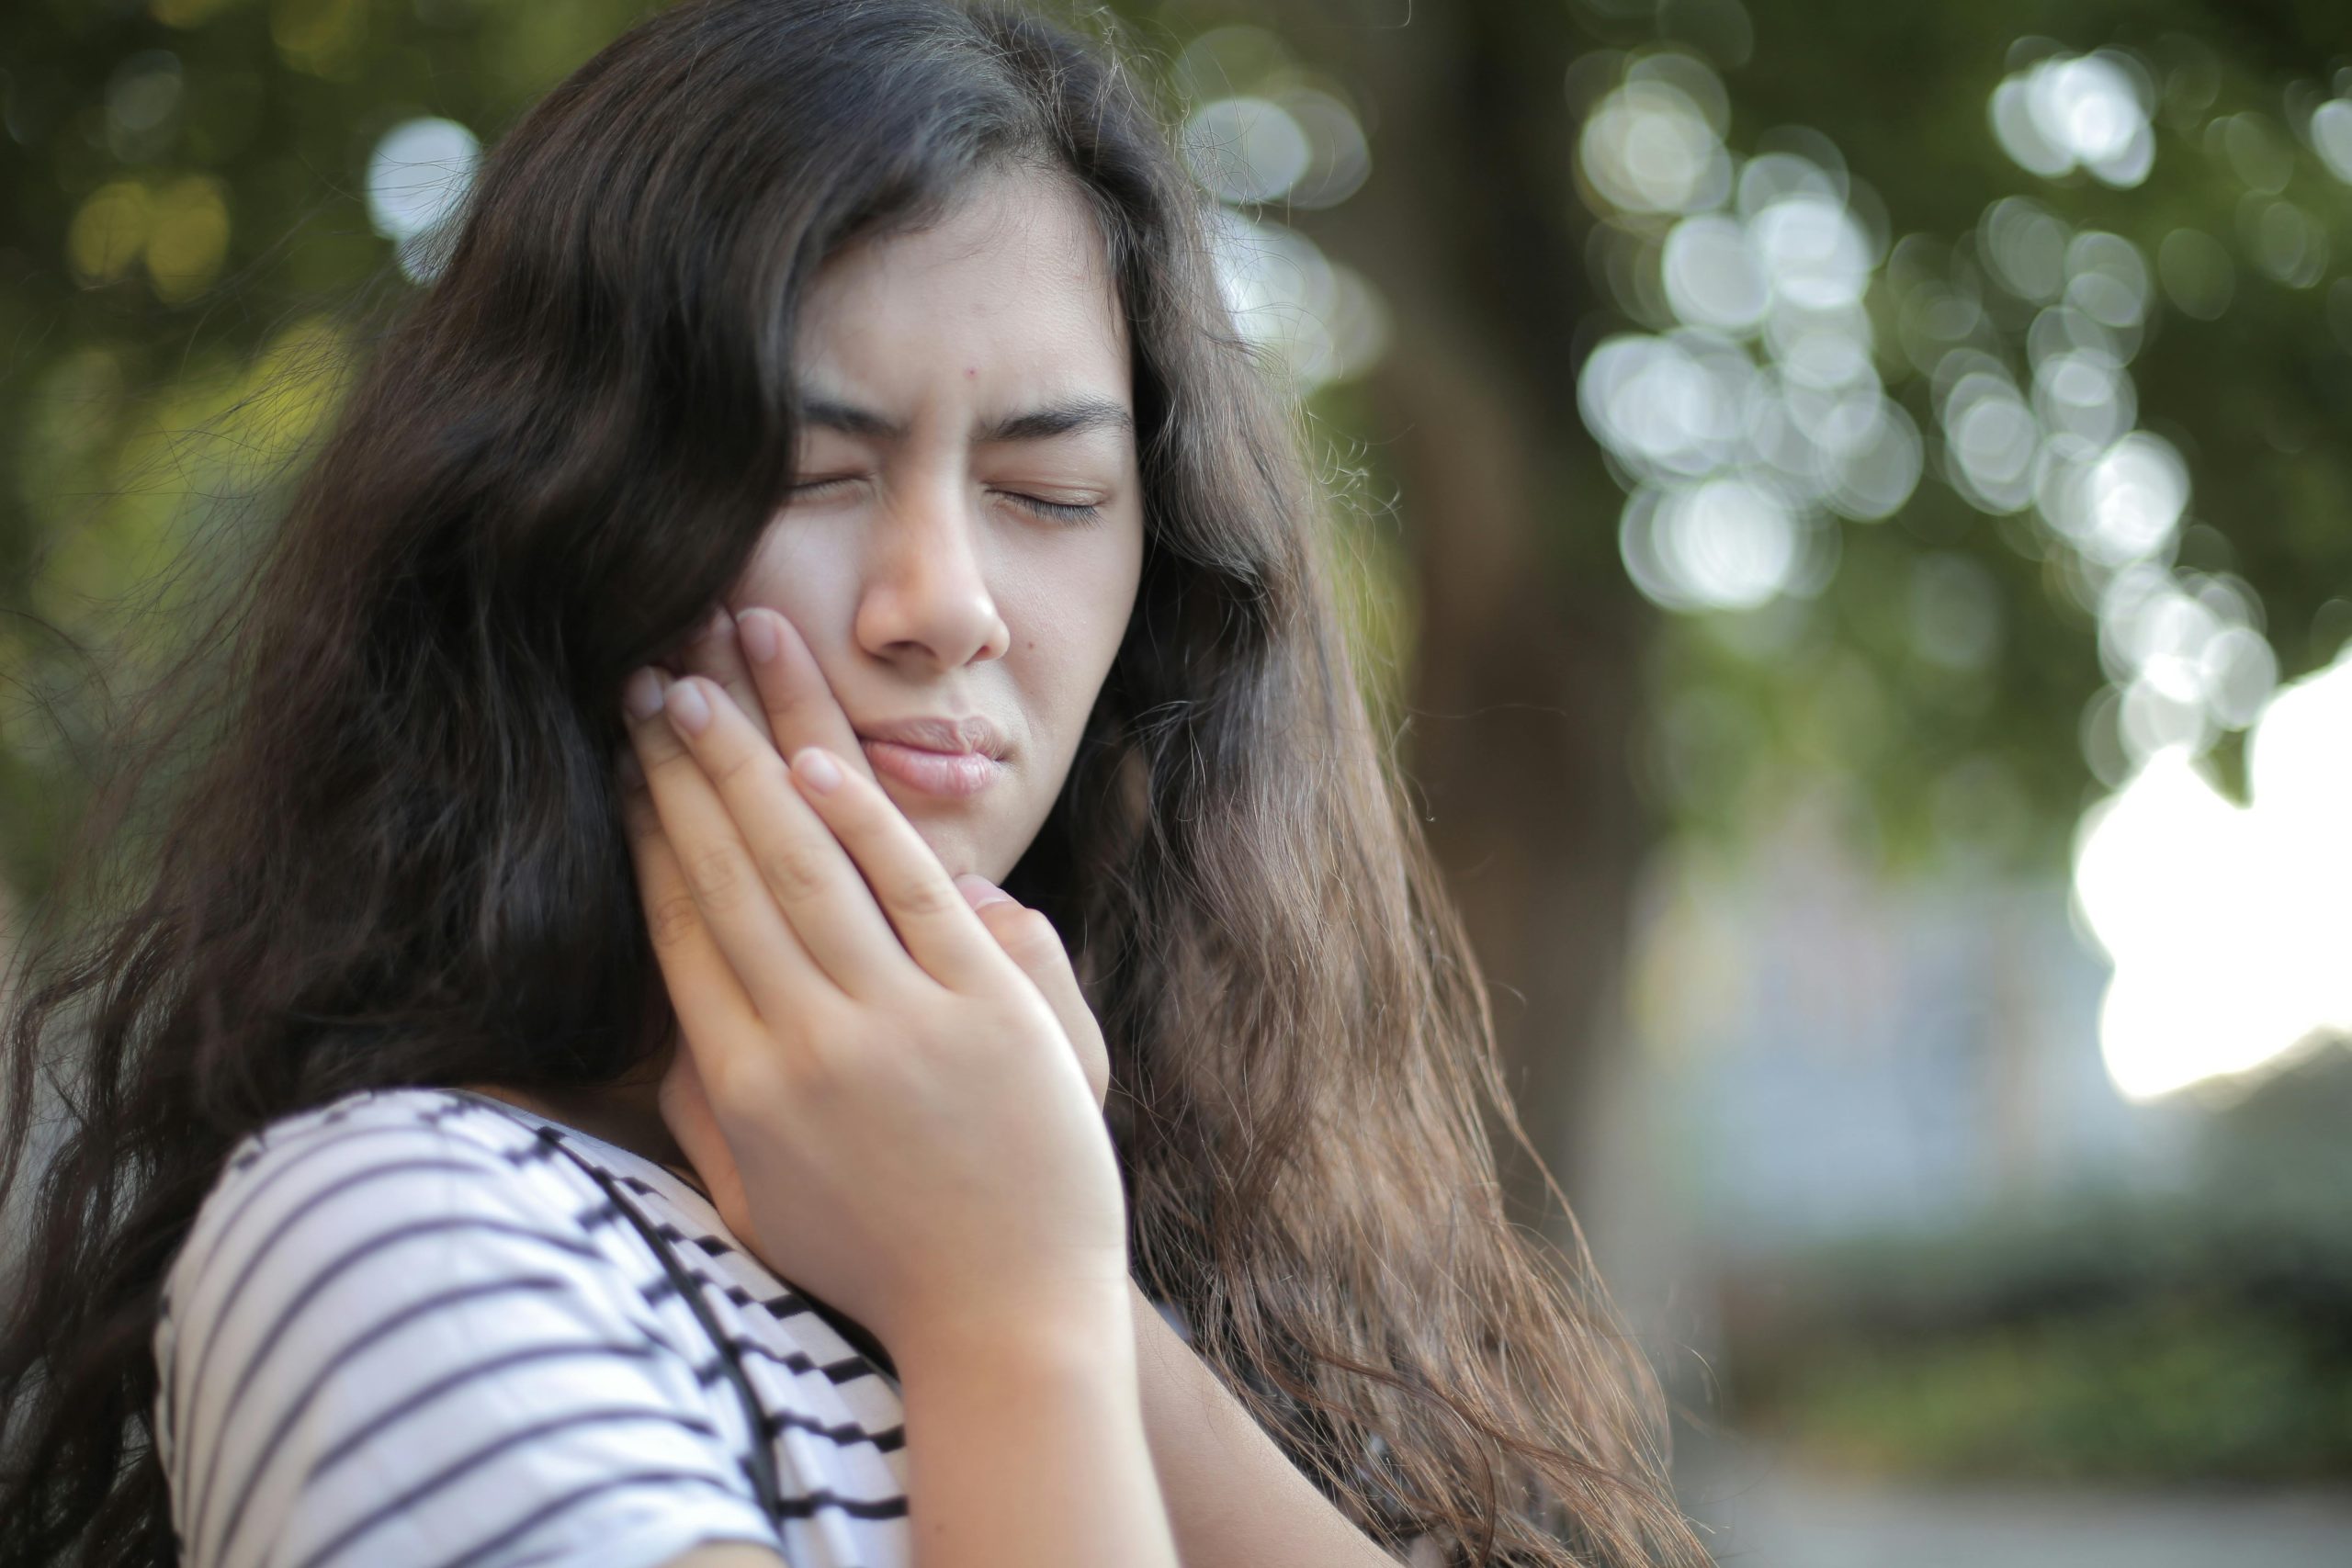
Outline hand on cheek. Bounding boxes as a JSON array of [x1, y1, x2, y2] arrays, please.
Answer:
[[611, 659, 1125, 1348], [670, 604, 878, 788], [625, 604, 1111, 1247]]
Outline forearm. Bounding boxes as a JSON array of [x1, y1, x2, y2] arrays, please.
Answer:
[[1129, 1280, 1407, 1568], [894, 1288, 1181, 1568]]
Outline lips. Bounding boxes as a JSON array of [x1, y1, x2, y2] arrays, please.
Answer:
[[854, 714, 1009, 759], [851, 715, 1008, 800], [857, 739, 1002, 798]]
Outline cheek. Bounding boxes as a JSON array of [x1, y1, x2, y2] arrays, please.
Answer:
[[729, 522, 853, 635], [1001, 615, 1131, 843], [1003, 545, 1136, 705]]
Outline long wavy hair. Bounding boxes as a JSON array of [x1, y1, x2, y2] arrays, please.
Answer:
[[0, 2, 1706, 1562]]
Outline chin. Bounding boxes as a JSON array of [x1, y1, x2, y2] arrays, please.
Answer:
[[880, 798, 1026, 889], [902, 819, 978, 881]]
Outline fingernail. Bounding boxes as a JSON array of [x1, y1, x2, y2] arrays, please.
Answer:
[[791, 746, 842, 793], [737, 608, 779, 664], [955, 873, 1013, 909], [623, 667, 665, 720], [666, 677, 712, 734]]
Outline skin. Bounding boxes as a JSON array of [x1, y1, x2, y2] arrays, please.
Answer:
[[463, 162, 1139, 1166]]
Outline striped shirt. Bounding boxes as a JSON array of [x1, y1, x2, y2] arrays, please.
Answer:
[[153, 1084, 912, 1568]]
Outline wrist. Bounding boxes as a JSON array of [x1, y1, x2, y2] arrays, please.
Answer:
[[889, 1278, 1137, 1384]]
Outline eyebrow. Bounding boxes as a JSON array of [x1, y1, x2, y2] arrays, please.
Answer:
[[793, 384, 1135, 446]]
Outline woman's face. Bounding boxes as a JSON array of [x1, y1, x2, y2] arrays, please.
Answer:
[[725, 167, 1144, 885]]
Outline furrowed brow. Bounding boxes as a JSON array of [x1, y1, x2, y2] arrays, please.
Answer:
[[794, 385, 1133, 446]]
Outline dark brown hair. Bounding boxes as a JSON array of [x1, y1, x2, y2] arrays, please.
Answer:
[[0, 2, 1705, 1562]]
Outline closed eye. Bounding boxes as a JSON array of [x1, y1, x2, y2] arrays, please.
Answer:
[[1002, 492, 1102, 524], [787, 477, 1102, 525]]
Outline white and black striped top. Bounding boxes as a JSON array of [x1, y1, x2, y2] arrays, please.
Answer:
[[152, 1084, 913, 1568]]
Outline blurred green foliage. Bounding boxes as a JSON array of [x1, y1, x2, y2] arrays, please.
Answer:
[[1726, 1043, 2352, 1480], [1779, 1300, 2352, 1483], [0, 0, 657, 898]]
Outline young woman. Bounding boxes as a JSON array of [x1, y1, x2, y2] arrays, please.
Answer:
[[0, 2, 1708, 1564]]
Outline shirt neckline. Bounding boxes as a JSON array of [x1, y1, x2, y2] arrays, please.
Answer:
[[444, 1086, 908, 1387], [440, 1086, 715, 1204]]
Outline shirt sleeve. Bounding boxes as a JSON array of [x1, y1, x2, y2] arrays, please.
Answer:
[[153, 1116, 786, 1568]]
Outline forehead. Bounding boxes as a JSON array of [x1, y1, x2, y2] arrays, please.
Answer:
[[795, 168, 1130, 418]]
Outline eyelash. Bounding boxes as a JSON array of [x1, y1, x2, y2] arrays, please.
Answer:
[[789, 477, 1102, 525]]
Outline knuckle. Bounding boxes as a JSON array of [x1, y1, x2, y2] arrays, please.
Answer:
[[640, 746, 698, 792], [684, 844, 745, 905], [758, 838, 831, 904], [647, 892, 702, 948], [886, 873, 960, 921], [781, 1022, 854, 1098], [641, 731, 695, 769]]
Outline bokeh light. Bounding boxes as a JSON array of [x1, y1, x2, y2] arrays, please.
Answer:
[[1939, 365, 2038, 513], [2239, 194, 2329, 288], [2312, 96, 2352, 184], [2044, 430, 2191, 568], [2073, 644, 2352, 1100], [64, 174, 231, 303], [1204, 206, 1389, 389], [1989, 49, 2156, 187], [1662, 213, 1769, 333], [1578, 73, 1733, 216], [1170, 48, 1381, 392], [365, 117, 479, 286], [104, 50, 184, 163], [1619, 476, 1814, 613], [1267, 85, 1371, 209], [1574, 51, 1917, 614], [1182, 96, 1313, 205]]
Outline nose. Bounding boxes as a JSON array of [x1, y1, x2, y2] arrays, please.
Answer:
[[852, 477, 1012, 673]]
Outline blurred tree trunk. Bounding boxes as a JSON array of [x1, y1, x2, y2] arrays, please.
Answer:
[[1281, 1, 1657, 1240]]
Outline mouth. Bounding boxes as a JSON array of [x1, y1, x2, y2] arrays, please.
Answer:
[[855, 737, 1005, 799]]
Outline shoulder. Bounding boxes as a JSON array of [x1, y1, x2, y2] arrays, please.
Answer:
[[163, 1087, 600, 1324], [153, 1087, 783, 1567], [198, 1082, 566, 1203]]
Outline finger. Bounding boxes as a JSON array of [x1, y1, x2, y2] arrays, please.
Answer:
[[624, 665, 835, 1023], [657, 671, 924, 1001], [783, 743, 1012, 992], [957, 877, 1109, 1108], [734, 606, 878, 785], [678, 604, 780, 755], [615, 738, 766, 1080], [963, 883, 1092, 1035]]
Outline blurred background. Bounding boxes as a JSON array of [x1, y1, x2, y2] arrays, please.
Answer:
[[5, 0, 2350, 1562]]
